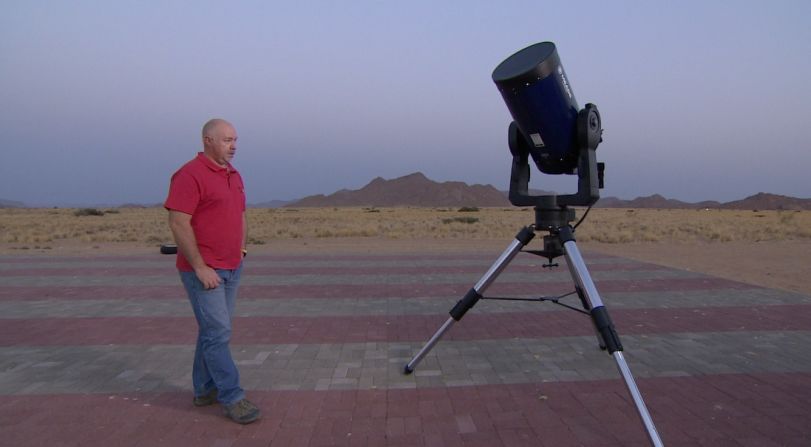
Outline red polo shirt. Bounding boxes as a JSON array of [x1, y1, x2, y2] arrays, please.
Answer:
[[164, 152, 246, 271]]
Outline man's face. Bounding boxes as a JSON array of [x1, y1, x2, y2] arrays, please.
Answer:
[[204, 123, 238, 167]]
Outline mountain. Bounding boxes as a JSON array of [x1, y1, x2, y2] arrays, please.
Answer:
[[286, 178, 809, 209], [249, 199, 294, 208], [0, 198, 25, 208], [720, 192, 811, 210], [2, 185, 806, 210], [596, 193, 810, 210], [288, 172, 510, 207], [595, 194, 722, 209]]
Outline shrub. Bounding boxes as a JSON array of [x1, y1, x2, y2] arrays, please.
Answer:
[[458, 207, 479, 212], [443, 217, 479, 224], [74, 208, 104, 217]]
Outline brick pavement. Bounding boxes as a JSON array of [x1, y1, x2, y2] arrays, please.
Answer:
[[1, 247, 810, 446]]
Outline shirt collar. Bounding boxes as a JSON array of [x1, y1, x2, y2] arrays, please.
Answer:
[[196, 152, 232, 173]]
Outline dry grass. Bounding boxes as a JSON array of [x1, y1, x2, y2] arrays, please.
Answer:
[[1, 206, 810, 250], [0, 207, 170, 248]]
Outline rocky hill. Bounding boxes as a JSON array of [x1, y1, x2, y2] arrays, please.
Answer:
[[597, 192, 810, 210], [289, 172, 510, 207], [719, 192, 811, 210], [2, 180, 807, 210], [250, 199, 294, 208], [595, 194, 721, 209], [0, 198, 25, 208], [287, 174, 810, 210]]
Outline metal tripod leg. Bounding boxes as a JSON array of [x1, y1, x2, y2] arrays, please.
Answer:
[[404, 227, 536, 374], [559, 227, 663, 447]]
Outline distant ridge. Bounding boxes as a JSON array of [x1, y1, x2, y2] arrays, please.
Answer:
[[0, 198, 25, 208], [285, 174, 810, 210], [596, 194, 722, 209], [596, 192, 811, 210], [250, 199, 294, 208], [719, 192, 811, 210], [1, 184, 807, 210], [288, 172, 510, 207]]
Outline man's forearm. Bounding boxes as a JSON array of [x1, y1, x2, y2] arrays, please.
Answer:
[[242, 213, 248, 251], [168, 212, 222, 289], [169, 217, 207, 271]]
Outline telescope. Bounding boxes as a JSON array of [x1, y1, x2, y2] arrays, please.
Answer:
[[492, 41, 604, 214], [405, 42, 664, 446]]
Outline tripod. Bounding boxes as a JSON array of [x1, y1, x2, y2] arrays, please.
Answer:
[[403, 205, 664, 446]]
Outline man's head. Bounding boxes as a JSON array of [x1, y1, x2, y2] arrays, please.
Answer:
[[202, 118, 238, 167]]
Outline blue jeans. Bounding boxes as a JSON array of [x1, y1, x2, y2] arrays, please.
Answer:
[[179, 263, 245, 405]]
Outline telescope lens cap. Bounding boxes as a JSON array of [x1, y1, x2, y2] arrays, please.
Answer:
[[492, 42, 558, 86]]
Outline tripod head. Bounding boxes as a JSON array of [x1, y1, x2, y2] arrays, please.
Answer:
[[508, 103, 605, 230], [507, 103, 605, 209], [511, 105, 604, 264]]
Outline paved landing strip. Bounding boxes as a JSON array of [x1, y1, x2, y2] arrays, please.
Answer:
[[1, 246, 810, 446]]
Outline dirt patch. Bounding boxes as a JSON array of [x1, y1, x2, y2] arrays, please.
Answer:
[[585, 240, 811, 296]]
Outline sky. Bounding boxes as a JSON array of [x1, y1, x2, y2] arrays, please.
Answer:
[[1, 0, 810, 206]]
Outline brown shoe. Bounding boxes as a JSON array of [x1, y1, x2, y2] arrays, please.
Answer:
[[224, 399, 261, 424], [192, 389, 218, 407]]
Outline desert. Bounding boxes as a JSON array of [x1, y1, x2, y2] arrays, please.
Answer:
[[2, 206, 810, 295]]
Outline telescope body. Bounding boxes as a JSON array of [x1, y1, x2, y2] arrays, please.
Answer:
[[492, 42, 580, 174]]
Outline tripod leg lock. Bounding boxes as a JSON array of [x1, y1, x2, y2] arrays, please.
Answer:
[[558, 225, 575, 243], [516, 226, 535, 245], [450, 288, 482, 321], [591, 306, 624, 353]]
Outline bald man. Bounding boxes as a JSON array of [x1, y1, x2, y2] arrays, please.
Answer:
[[164, 118, 260, 424]]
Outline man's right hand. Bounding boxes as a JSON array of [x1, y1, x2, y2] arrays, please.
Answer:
[[195, 265, 222, 289]]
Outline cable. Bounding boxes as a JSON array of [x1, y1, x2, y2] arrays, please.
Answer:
[[572, 204, 593, 230]]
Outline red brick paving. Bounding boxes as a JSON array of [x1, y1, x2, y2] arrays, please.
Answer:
[[0, 276, 760, 301], [0, 253, 617, 264], [0, 261, 666, 277], [2, 373, 809, 446], [3, 250, 810, 446], [2, 304, 808, 346]]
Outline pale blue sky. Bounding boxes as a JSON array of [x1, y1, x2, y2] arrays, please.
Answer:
[[2, 0, 809, 206]]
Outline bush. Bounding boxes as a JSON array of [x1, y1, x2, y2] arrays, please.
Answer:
[[74, 208, 105, 217], [443, 217, 479, 224], [458, 207, 479, 212]]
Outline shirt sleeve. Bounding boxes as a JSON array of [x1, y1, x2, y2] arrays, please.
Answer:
[[164, 170, 200, 215], [238, 172, 246, 212]]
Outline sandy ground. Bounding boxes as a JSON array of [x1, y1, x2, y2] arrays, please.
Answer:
[[587, 240, 811, 296], [275, 238, 811, 296], [6, 238, 809, 296]]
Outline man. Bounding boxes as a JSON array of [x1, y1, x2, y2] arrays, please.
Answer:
[[164, 118, 260, 424]]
